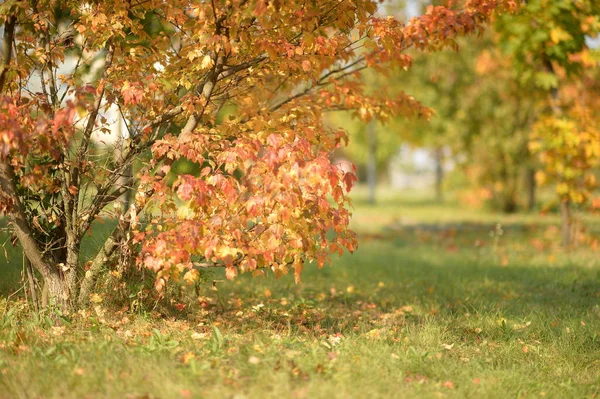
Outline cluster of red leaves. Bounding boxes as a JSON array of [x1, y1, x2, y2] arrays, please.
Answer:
[[139, 107, 357, 288], [0, 94, 76, 212], [0, 96, 24, 160]]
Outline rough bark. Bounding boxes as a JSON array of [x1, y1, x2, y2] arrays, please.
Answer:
[[42, 273, 71, 310], [0, 14, 16, 93], [502, 195, 518, 214], [525, 167, 536, 211]]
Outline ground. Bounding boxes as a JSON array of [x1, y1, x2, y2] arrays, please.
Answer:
[[1, 187, 599, 398]]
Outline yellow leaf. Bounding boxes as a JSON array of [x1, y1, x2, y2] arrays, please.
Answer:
[[90, 293, 103, 303], [191, 332, 208, 340], [535, 171, 547, 185], [201, 55, 214, 69], [187, 49, 203, 61], [183, 269, 199, 285], [442, 343, 454, 350], [550, 28, 573, 44], [556, 183, 569, 195]]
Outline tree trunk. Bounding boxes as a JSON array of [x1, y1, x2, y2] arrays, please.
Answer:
[[37, 239, 81, 312], [560, 199, 572, 247], [502, 196, 518, 213], [115, 117, 134, 211], [366, 119, 377, 205], [525, 167, 536, 211], [433, 146, 444, 203], [42, 273, 70, 310]]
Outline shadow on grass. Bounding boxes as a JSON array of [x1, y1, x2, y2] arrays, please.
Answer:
[[211, 234, 600, 341]]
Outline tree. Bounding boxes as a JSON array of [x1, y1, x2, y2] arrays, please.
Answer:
[[0, 0, 515, 311], [494, 0, 600, 244], [456, 44, 540, 213], [380, 34, 536, 210], [529, 67, 600, 246]]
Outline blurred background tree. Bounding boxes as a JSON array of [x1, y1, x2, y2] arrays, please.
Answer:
[[331, 0, 600, 246]]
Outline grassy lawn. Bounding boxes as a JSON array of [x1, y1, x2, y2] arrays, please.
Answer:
[[1, 187, 599, 398]]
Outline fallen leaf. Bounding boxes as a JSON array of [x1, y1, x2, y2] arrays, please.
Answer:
[[191, 332, 208, 340], [248, 356, 261, 365], [181, 352, 196, 364]]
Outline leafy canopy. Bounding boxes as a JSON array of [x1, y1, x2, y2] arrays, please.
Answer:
[[0, 0, 515, 298]]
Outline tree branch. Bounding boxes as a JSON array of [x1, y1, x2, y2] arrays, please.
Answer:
[[0, 14, 16, 93], [75, 42, 115, 164]]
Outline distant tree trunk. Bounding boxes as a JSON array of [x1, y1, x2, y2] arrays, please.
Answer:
[[497, 153, 518, 213], [560, 199, 572, 247], [544, 58, 570, 246], [366, 119, 377, 204], [525, 167, 536, 211], [433, 146, 444, 202]]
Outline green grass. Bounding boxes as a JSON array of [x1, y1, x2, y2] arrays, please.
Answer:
[[1, 187, 600, 398]]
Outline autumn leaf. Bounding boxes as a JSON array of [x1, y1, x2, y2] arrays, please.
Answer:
[[248, 356, 261, 365], [121, 81, 144, 106], [200, 55, 214, 70], [183, 269, 199, 285]]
